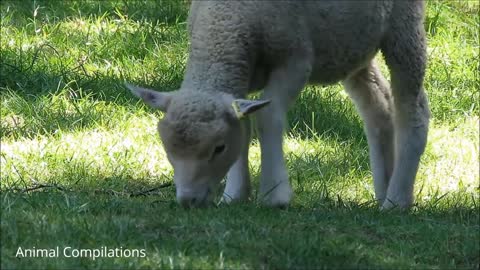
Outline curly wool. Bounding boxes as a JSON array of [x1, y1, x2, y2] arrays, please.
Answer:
[[159, 90, 230, 154]]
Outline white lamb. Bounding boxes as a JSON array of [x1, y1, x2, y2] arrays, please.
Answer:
[[127, 0, 430, 209]]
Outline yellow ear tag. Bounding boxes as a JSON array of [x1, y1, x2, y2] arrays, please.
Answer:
[[232, 101, 244, 119]]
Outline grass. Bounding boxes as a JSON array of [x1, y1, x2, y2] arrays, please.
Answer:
[[1, 0, 479, 269]]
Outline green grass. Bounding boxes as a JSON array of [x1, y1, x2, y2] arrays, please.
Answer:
[[1, 0, 479, 269]]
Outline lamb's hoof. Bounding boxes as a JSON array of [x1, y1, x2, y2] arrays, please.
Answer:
[[260, 182, 293, 208], [380, 198, 412, 211], [220, 193, 249, 204]]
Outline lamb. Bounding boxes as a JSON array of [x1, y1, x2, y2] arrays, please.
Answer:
[[126, 0, 430, 209]]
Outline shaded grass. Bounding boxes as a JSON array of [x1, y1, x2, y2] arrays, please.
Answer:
[[1, 0, 188, 99], [1, 0, 479, 269], [1, 191, 478, 269]]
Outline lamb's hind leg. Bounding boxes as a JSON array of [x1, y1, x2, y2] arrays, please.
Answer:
[[381, 4, 430, 209], [342, 61, 394, 204]]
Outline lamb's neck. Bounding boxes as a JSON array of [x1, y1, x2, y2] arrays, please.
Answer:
[[181, 57, 250, 98]]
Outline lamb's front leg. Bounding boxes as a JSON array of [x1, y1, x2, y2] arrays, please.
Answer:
[[257, 106, 292, 207], [222, 119, 251, 203], [257, 56, 311, 207]]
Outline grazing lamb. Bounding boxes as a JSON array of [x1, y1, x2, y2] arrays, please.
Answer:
[[127, 0, 430, 209]]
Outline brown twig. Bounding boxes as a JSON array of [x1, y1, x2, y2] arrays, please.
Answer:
[[7, 183, 67, 193], [93, 188, 129, 196], [93, 182, 173, 197], [130, 182, 173, 197], [5, 181, 173, 197]]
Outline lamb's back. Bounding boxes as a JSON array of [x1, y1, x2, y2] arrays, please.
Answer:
[[186, 1, 396, 88]]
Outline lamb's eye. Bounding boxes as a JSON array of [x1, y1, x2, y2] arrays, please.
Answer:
[[210, 144, 226, 161], [214, 144, 226, 155]]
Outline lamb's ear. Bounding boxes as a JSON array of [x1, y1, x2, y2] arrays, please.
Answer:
[[231, 99, 271, 119], [125, 82, 172, 111]]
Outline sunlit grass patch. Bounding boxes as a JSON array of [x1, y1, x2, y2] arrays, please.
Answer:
[[2, 113, 477, 209], [1, 112, 172, 191], [417, 117, 479, 205], [424, 0, 479, 121]]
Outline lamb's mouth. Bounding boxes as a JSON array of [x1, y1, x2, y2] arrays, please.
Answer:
[[178, 187, 212, 208]]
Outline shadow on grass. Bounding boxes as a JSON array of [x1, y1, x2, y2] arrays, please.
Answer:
[[2, 53, 367, 152], [288, 86, 365, 141], [1, 189, 478, 269], [0, 50, 180, 138], [0, 40, 184, 102], [1, 0, 367, 147], [1, 0, 189, 101]]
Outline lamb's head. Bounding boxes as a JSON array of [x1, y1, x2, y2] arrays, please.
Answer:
[[126, 83, 269, 207]]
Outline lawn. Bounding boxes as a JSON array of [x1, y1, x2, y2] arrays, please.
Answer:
[[1, 0, 479, 269]]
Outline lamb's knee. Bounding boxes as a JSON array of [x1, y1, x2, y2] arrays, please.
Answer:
[[394, 90, 430, 130]]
